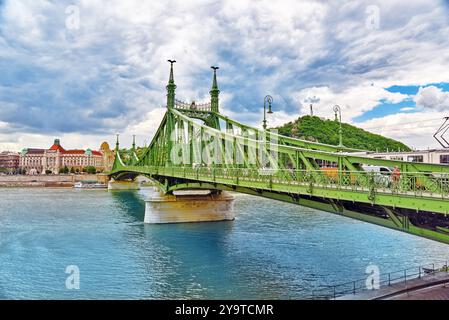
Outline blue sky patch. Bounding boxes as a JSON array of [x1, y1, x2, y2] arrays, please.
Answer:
[[353, 99, 417, 123], [385, 82, 449, 95], [353, 82, 449, 123]]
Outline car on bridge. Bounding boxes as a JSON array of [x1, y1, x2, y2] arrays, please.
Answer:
[[361, 165, 393, 188]]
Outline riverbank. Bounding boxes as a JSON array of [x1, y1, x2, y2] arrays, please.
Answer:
[[0, 174, 109, 188], [337, 267, 449, 300]]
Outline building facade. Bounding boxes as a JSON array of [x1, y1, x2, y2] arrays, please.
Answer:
[[0, 151, 20, 172], [20, 139, 107, 174], [20, 149, 45, 174], [353, 149, 449, 165]]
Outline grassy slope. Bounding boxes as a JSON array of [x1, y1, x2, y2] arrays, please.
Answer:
[[274, 115, 411, 152]]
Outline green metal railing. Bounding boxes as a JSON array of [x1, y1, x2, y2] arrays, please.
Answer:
[[312, 260, 449, 300], [129, 166, 449, 200]]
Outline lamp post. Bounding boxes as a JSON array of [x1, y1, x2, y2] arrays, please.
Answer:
[[333, 105, 343, 147], [262, 95, 273, 130]]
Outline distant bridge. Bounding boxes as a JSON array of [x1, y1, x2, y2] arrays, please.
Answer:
[[109, 61, 449, 244]]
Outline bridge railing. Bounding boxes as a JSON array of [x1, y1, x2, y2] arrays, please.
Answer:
[[172, 167, 449, 198], [174, 99, 212, 111], [126, 166, 449, 200], [311, 260, 449, 300]]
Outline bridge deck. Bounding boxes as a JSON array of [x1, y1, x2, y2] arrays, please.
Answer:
[[115, 166, 449, 215]]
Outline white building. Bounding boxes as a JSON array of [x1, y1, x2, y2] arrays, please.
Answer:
[[353, 149, 449, 165], [20, 139, 105, 174]]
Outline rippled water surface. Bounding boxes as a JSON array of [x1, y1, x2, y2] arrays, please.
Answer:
[[1, 188, 449, 299]]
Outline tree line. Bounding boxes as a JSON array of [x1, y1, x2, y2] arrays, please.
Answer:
[[274, 115, 411, 152]]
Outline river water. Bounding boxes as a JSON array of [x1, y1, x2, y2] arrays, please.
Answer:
[[1, 188, 449, 299]]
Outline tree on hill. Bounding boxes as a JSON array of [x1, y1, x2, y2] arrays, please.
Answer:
[[274, 115, 411, 152]]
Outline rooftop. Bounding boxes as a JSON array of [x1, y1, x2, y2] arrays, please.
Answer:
[[19, 139, 104, 156], [48, 138, 66, 152]]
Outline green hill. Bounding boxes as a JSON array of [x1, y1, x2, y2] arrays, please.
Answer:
[[274, 115, 411, 152]]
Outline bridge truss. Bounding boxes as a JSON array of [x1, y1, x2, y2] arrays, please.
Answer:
[[110, 62, 449, 244]]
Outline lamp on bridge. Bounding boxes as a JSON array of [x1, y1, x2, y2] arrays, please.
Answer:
[[333, 105, 343, 147], [262, 95, 274, 130]]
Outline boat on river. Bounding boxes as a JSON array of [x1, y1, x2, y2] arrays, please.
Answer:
[[74, 180, 107, 189]]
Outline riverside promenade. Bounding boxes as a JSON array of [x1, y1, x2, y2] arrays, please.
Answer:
[[337, 268, 449, 300], [0, 174, 108, 187]]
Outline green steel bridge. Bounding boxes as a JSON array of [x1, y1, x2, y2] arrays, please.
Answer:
[[109, 61, 449, 244]]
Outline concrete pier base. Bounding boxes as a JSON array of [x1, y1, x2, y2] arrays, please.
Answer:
[[108, 180, 141, 190], [144, 190, 235, 224]]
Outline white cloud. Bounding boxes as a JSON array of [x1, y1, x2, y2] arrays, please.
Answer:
[[414, 86, 449, 111], [0, 131, 114, 152], [358, 111, 447, 149], [125, 107, 166, 147], [292, 84, 409, 120], [1, 0, 449, 152]]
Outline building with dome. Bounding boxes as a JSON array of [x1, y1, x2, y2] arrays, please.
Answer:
[[20, 139, 105, 174], [99, 141, 116, 171]]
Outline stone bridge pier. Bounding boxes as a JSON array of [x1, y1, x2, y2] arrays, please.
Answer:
[[144, 189, 235, 224]]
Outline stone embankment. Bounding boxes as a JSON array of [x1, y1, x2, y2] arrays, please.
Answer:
[[0, 174, 109, 187]]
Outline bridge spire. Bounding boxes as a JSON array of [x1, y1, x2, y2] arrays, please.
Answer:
[[132, 134, 136, 151], [166, 60, 177, 109], [115, 134, 120, 151], [210, 66, 220, 113]]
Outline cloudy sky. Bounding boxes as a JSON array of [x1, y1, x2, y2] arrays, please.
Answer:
[[1, 0, 449, 151]]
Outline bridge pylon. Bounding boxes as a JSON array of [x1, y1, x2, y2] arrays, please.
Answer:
[[166, 59, 177, 109], [207, 66, 221, 130]]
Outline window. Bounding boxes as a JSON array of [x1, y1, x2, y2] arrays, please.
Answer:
[[390, 156, 403, 161], [440, 155, 449, 164], [407, 155, 423, 163]]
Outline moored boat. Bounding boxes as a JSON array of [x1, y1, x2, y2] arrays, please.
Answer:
[[74, 180, 107, 189]]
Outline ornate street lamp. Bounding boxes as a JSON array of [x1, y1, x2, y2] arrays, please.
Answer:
[[333, 105, 343, 147], [262, 95, 274, 130]]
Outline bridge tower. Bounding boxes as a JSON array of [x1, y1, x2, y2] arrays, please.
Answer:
[[208, 66, 221, 129], [166, 59, 177, 109], [210, 66, 220, 113], [108, 134, 140, 190], [166, 60, 177, 166], [111, 133, 122, 170]]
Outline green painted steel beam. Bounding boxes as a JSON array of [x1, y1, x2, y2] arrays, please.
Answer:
[[161, 181, 449, 245], [168, 108, 449, 174], [214, 112, 365, 153], [109, 165, 449, 215]]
